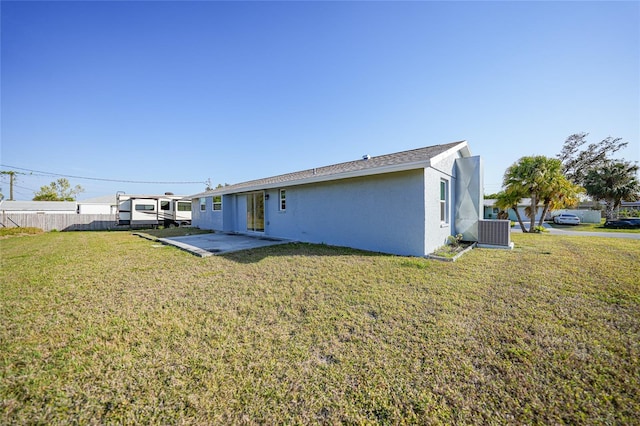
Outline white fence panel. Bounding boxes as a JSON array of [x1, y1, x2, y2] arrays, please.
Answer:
[[1, 213, 116, 231], [552, 209, 601, 224]]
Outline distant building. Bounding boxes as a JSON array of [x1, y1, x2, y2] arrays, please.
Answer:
[[483, 198, 544, 222], [0, 200, 77, 214], [77, 195, 117, 215]]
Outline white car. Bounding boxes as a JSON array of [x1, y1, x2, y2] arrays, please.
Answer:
[[553, 213, 581, 225]]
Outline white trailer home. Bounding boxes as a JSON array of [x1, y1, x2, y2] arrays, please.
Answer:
[[116, 193, 192, 228]]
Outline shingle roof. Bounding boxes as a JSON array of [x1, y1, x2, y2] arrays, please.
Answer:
[[77, 195, 117, 204], [191, 141, 469, 198]]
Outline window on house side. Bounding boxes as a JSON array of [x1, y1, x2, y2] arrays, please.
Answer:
[[440, 179, 449, 224], [212, 195, 222, 211], [199, 198, 206, 211], [279, 189, 286, 211]]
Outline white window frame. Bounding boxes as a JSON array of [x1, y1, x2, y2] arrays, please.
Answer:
[[199, 198, 206, 211], [279, 189, 286, 211], [212, 195, 222, 211], [440, 179, 449, 225]]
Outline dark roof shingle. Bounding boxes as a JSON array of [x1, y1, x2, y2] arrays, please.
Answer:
[[192, 141, 467, 197]]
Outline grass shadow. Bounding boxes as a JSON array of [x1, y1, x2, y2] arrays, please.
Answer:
[[218, 241, 393, 264]]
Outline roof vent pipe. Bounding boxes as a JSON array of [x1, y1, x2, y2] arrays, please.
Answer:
[[362, 155, 370, 160]]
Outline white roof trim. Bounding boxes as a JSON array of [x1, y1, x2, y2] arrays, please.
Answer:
[[191, 141, 471, 198]]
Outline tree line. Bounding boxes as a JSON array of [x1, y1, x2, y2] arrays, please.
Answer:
[[493, 132, 639, 232]]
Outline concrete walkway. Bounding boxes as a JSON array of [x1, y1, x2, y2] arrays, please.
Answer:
[[512, 224, 640, 240]]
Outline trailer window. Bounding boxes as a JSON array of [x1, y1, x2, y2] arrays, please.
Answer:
[[161, 201, 171, 210], [136, 204, 155, 211], [212, 195, 222, 211], [177, 202, 191, 212]]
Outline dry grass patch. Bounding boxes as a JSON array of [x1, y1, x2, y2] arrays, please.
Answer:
[[141, 227, 213, 238], [0, 227, 44, 239], [1, 232, 638, 424]]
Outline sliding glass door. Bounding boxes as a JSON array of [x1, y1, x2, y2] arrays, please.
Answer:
[[246, 192, 264, 232]]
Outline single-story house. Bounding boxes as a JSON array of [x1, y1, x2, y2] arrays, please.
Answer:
[[190, 141, 483, 257], [620, 200, 640, 213], [483, 198, 544, 222], [0, 200, 78, 214]]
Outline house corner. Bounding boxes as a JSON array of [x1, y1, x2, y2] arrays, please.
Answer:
[[454, 156, 483, 241]]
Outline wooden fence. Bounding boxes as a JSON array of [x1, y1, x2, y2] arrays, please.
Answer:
[[0, 213, 117, 232]]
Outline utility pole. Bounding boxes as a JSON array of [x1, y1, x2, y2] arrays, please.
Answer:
[[0, 171, 19, 200]]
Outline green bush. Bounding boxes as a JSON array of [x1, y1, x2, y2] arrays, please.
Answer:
[[619, 208, 640, 218]]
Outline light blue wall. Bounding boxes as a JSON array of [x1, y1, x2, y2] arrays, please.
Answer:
[[194, 150, 482, 256], [423, 167, 456, 254], [191, 199, 208, 229], [222, 194, 236, 232], [260, 170, 427, 256], [191, 197, 223, 230]]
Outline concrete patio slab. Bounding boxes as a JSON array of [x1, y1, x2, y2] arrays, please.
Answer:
[[158, 232, 293, 257]]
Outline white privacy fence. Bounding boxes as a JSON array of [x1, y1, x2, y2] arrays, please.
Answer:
[[551, 209, 601, 223], [0, 213, 116, 231]]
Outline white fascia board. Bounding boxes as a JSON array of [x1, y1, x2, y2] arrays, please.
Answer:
[[190, 141, 471, 198], [428, 141, 469, 165], [215, 161, 433, 195]]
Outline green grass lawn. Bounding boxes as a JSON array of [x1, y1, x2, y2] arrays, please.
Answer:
[[1, 231, 639, 424]]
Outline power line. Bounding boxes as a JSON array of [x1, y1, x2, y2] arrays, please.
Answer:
[[0, 165, 205, 185], [13, 184, 38, 192]]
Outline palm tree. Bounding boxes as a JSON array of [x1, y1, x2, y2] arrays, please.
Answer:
[[503, 156, 565, 232], [495, 189, 527, 232], [584, 161, 640, 220], [538, 176, 584, 227]]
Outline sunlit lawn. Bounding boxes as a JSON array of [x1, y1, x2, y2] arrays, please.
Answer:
[[1, 231, 639, 424]]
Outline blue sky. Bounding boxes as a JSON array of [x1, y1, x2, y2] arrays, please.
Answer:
[[1, 1, 638, 200]]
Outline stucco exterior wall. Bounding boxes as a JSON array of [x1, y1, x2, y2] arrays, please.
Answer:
[[423, 166, 456, 254], [192, 145, 482, 256], [191, 197, 223, 230], [262, 170, 427, 256]]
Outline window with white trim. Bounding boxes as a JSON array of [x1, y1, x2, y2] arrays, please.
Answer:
[[279, 189, 286, 211], [199, 198, 206, 211], [440, 179, 449, 224], [212, 195, 222, 211]]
